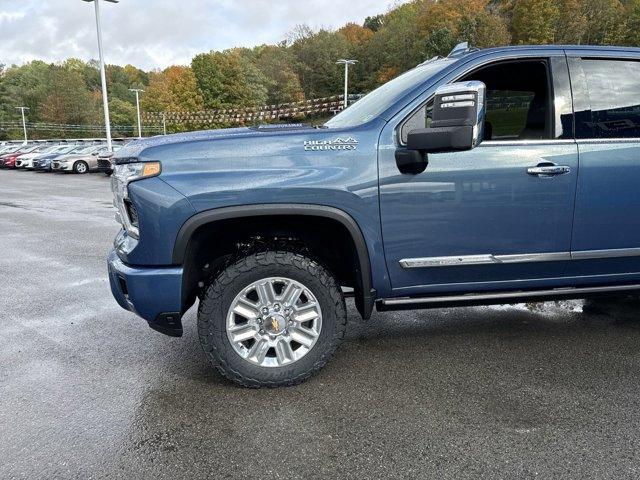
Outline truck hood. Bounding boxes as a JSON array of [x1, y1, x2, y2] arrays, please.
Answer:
[[113, 124, 330, 163]]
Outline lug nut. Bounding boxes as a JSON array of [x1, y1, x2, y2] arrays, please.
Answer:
[[261, 307, 269, 315], [273, 304, 280, 311]]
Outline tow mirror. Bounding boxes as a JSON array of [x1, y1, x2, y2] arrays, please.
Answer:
[[397, 81, 486, 174]]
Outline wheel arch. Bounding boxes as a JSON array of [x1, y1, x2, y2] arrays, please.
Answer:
[[173, 204, 375, 319]]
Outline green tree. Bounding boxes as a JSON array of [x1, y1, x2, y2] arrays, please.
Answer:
[[290, 28, 352, 98], [108, 97, 136, 129], [255, 45, 305, 104], [192, 50, 261, 108], [363, 14, 384, 32]]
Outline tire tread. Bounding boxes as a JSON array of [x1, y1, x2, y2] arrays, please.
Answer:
[[198, 250, 346, 388]]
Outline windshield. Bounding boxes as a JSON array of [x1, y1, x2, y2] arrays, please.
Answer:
[[75, 145, 100, 154], [40, 146, 61, 154], [50, 146, 75, 155], [325, 59, 455, 129]]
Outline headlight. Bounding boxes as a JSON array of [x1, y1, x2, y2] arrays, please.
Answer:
[[112, 162, 161, 239], [113, 162, 161, 184]]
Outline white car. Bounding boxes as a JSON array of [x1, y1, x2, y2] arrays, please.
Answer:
[[12, 146, 44, 169], [18, 145, 64, 166]]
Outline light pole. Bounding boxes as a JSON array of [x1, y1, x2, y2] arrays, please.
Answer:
[[82, 0, 118, 152], [129, 89, 145, 138], [336, 59, 357, 109], [15, 107, 29, 144]]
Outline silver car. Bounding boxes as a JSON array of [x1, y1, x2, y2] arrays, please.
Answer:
[[52, 145, 108, 173]]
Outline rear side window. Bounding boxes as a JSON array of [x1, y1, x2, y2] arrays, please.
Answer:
[[577, 59, 640, 139]]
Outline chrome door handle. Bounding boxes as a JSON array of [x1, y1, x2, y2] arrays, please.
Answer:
[[527, 165, 571, 177]]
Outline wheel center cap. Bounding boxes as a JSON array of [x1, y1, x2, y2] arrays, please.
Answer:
[[265, 314, 286, 335]]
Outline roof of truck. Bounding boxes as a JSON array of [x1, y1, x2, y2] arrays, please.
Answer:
[[455, 44, 640, 61]]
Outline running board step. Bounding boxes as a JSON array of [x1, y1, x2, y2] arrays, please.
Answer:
[[377, 284, 640, 311]]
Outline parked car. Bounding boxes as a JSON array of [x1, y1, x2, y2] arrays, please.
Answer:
[[6, 146, 41, 169], [97, 150, 116, 175], [27, 145, 82, 171], [0, 154, 19, 169], [51, 145, 108, 173], [17, 145, 60, 171], [0, 146, 22, 168]]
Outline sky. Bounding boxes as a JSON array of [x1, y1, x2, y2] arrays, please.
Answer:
[[0, 0, 402, 71]]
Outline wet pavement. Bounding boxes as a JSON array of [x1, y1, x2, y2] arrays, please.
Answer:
[[1, 169, 640, 479]]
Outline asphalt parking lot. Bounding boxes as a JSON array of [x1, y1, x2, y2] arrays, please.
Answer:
[[2, 169, 640, 479]]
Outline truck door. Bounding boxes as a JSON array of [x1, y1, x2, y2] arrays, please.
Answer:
[[566, 54, 640, 280], [378, 56, 579, 295]]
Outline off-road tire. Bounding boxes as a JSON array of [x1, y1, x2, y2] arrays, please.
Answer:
[[198, 251, 347, 388]]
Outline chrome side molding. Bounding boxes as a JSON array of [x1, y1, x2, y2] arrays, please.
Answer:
[[571, 247, 640, 260], [399, 252, 570, 268], [379, 283, 640, 308], [400, 247, 640, 269]]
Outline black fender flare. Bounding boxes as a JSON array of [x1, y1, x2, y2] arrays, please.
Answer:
[[172, 204, 375, 319]]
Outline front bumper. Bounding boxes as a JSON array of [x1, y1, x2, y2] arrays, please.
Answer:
[[107, 250, 185, 336], [52, 162, 72, 171], [97, 159, 113, 173]]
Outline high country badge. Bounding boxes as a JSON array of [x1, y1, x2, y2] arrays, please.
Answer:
[[304, 137, 358, 151]]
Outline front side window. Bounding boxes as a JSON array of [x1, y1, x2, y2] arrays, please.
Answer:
[[401, 60, 553, 144], [577, 59, 640, 139]]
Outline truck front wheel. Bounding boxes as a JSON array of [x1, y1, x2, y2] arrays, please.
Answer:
[[198, 251, 347, 388]]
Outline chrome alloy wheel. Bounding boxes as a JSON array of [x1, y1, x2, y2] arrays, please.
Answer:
[[226, 277, 323, 367]]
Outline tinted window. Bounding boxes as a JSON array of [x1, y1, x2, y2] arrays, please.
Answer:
[[401, 61, 552, 144], [484, 90, 536, 140], [578, 59, 640, 139]]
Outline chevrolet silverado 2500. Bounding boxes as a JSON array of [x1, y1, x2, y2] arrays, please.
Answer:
[[108, 44, 640, 387]]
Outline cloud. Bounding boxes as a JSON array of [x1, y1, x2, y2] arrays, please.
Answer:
[[0, 0, 400, 70]]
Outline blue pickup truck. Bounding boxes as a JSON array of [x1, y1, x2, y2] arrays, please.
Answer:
[[108, 43, 640, 387]]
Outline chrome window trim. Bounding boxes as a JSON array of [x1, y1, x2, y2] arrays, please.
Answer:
[[575, 138, 640, 144], [400, 248, 640, 268], [479, 139, 576, 147]]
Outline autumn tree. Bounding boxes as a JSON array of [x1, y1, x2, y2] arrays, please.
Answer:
[[555, 0, 588, 44], [511, 0, 560, 44], [626, 0, 640, 46], [580, 0, 626, 45]]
